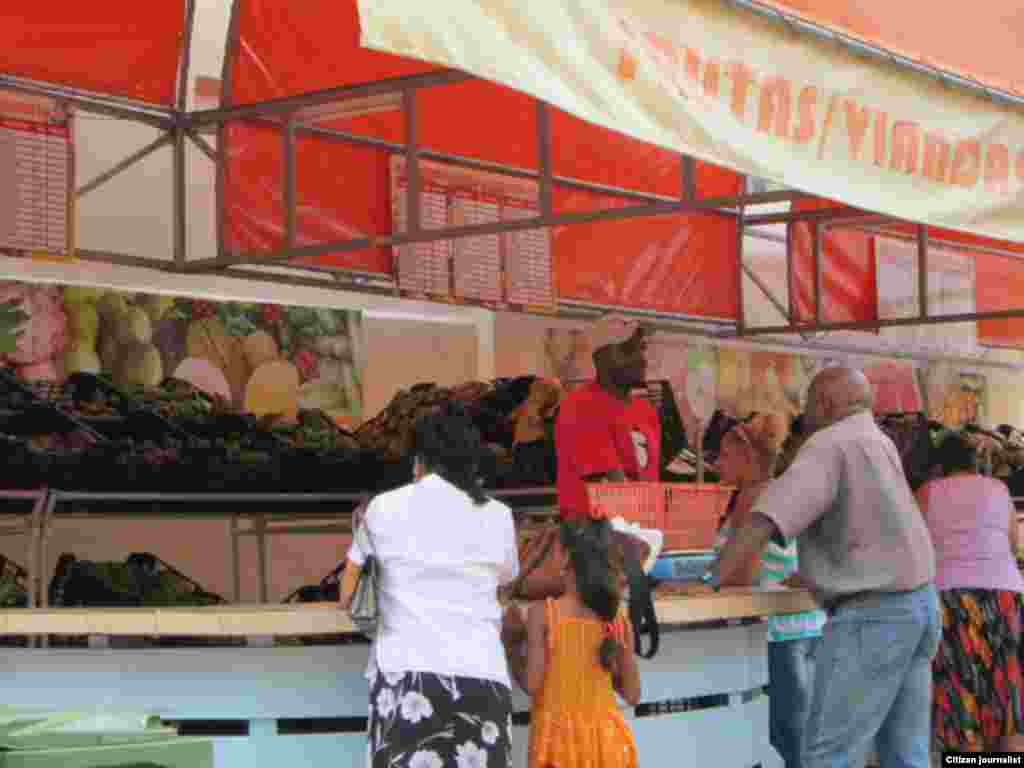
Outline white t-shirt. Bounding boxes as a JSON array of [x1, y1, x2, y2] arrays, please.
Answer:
[[347, 473, 519, 687]]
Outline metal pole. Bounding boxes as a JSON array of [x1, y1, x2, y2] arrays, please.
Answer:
[[26, 492, 44, 611], [230, 516, 242, 603], [403, 90, 421, 236], [256, 516, 269, 603], [176, 0, 198, 112], [0, 75, 174, 130], [747, 206, 862, 226], [220, 1, 242, 98], [293, 121, 704, 207], [696, 419, 705, 484], [786, 222, 796, 321], [173, 126, 188, 270], [813, 221, 823, 325], [37, 491, 57, 648], [736, 204, 746, 334], [189, 69, 474, 126], [284, 119, 297, 248], [182, 189, 772, 272], [76, 134, 174, 198], [38, 491, 57, 611], [854, 224, 1024, 265], [215, 129, 228, 264], [918, 224, 929, 320], [738, 307, 1024, 335], [186, 129, 219, 163], [536, 102, 553, 217], [682, 155, 696, 200], [216, 0, 242, 266]]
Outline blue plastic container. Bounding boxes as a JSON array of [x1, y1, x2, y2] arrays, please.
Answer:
[[650, 550, 716, 582]]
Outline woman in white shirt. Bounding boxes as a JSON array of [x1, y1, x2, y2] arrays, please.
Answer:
[[341, 401, 519, 768]]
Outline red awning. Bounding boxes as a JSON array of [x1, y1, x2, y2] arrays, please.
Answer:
[[0, 2, 186, 105], [4, 0, 1024, 327], [761, 0, 1024, 99]]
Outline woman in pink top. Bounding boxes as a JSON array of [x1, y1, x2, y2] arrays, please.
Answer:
[[916, 431, 1024, 754]]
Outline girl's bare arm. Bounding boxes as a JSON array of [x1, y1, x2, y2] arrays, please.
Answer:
[[614, 618, 642, 706], [524, 601, 549, 695]]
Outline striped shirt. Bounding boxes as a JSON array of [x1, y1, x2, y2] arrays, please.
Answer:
[[717, 517, 826, 643]]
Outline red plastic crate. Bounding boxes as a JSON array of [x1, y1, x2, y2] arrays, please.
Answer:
[[587, 482, 734, 551]]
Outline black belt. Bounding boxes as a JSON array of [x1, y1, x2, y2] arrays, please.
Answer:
[[823, 584, 930, 616]]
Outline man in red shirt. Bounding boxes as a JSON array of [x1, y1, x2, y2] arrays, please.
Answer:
[[556, 314, 661, 520]]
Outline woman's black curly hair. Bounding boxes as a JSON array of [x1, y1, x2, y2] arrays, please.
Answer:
[[936, 431, 977, 477], [412, 400, 488, 505]]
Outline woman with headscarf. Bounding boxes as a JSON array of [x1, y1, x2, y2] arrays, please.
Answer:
[[715, 412, 826, 768]]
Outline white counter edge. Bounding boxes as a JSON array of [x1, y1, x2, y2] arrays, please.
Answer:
[[0, 588, 817, 637]]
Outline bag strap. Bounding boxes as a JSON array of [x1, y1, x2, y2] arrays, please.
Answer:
[[623, 551, 659, 659], [353, 497, 377, 559]]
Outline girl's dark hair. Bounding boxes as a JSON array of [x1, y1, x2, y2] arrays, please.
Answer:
[[412, 400, 488, 505], [937, 431, 977, 476], [560, 519, 623, 671]]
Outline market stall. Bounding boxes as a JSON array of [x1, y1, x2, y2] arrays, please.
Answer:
[[1, 1, 1024, 767]]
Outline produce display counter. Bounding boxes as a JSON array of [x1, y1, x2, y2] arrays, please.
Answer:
[[1, 487, 559, 609], [0, 589, 815, 768]]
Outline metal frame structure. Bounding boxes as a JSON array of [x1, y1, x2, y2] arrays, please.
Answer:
[[3, 0, 1024, 346]]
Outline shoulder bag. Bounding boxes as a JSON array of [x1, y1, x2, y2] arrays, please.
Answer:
[[349, 502, 379, 636]]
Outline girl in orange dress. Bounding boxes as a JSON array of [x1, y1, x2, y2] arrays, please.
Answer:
[[524, 520, 641, 768]]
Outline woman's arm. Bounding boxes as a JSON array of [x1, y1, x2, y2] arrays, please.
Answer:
[[338, 562, 362, 610], [524, 601, 549, 696], [719, 490, 763, 588], [1008, 492, 1021, 555], [613, 617, 642, 706], [339, 500, 373, 610]]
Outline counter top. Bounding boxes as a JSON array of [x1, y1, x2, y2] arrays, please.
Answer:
[[0, 589, 816, 637]]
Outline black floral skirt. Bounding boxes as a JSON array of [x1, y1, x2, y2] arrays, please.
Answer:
[[368, 669, 513, 768]]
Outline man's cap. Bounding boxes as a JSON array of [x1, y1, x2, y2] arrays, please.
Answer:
[[585, 313, 642, 354]]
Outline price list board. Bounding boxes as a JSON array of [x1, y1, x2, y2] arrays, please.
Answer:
[[452, 190, 502, 305], [0, 117, 71, 256], [393, 173, 452, 297], [503, 197, 554, 309], [390, 156, 555, 311]]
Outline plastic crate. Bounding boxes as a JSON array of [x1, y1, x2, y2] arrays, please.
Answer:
[[587, 482, 733, 551]]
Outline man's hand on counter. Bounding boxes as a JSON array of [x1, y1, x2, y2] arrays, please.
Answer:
[[715, 513, 780, 587], [655, 582, 717, 597]]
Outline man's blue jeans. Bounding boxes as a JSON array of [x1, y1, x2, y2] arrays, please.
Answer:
[[803, 584, 941, 768], [769, 635, 820, 768]]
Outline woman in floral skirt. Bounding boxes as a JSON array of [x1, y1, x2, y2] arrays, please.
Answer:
[[341, 401, 520, 767], [917, 431, 1024, 753]]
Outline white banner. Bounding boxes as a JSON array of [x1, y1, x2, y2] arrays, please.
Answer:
[[358, 0, 1024, 244]]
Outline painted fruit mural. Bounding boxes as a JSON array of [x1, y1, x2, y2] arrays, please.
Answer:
[[0, 282, 364, 427]]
